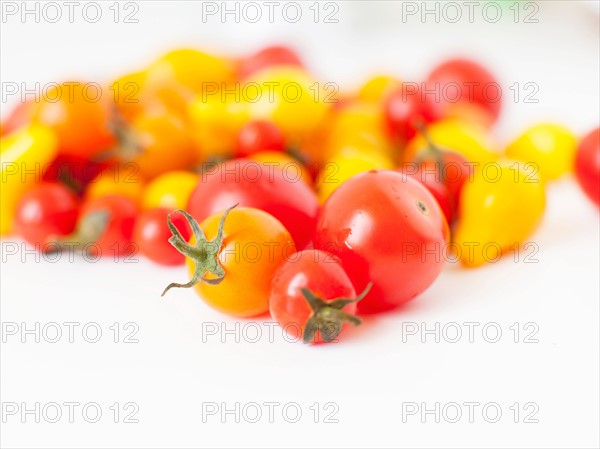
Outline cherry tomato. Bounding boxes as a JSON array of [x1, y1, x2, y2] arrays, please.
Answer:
[[163, 206, 295, 318], [403, 169, 452, 226], [249, 151, 313, 187], [42, 154, 106, 195], [315, 170, 449, 314], [505, 123, 577, 181], [239, 45, 303, 79], [14, 183, 79, 248], [384, 85, 436, 145], [270, 250, 370, 344], [113, 112, 197, 180], [425, 58, 501, 126], [574, 127, 600, 206], [454, 160, 545, 267], [141, 170, 199, 211], [133, 208, 192, 265], [187, 159, 319, 248], [236, 120, 285, 157], [357, 75, 402, 104], [77, 195, 138, 257], [86, 165, 145, 206], [32, 81, 115, 158]]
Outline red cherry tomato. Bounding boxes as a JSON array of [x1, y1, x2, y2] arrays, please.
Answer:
[[14, 183, 79, 248], [235, 120, 285, 157], [78, 195, 138, 257], [384, 85, 436, 145], [239, 45, 303, 79], [133, 208, 192, 265], [575, 127, 600, 206], [404, 170, 452, 226], [187, 159, 319, 248], [425, 58, 501, 125], [315, 170, 449, 314], [270, 250, 369, 344], [42, 154, 106, 194]]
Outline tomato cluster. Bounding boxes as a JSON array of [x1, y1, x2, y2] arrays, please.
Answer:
[[2, 46, 597, 344]]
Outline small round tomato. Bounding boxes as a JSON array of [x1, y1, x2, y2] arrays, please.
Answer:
[[187, 159, 319, 249], [141, 170, 199, 211], [384, 85, 436, 145], [14, 183, 79, 248], [574, 127, 600, 206], [316, 170, 449, 314], [236, 120, 285, 157], [163, 206, 296, 318], [425, 58, 502, 126], [357, 75, 402, 104], [505, 123, 577, 181], [249, 151, 313, 186], [86, 165, 145, 206], [239, 45, 303, 79], [113, 112, 197, 180], [134, 208, 192, 265], [77, 195, 138, 257], [42, 154, 106, 195], [270, 250, 370, 344], [32, 81, 115, 158]]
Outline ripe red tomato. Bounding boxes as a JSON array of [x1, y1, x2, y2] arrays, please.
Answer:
[[187, 159, 319, 248], [42, 154, 106, 195], [270, 250, 370, 344], [239, 45, 303, 79], [78, 195, 138, 257], [575, 127, 600, 206], [315, 170, 449, 314], [14, 183, 79, 248], [384, 85, 436, 145], [235, 120, 285, 157], [401, 150, 470, 225], [134, 208, 192, 265], [425, 58, 501, 126]]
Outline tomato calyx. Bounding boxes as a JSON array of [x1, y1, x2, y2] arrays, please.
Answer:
[[414, 122, 446, 178], [50, 210, 110, 252], [161, 204, 237, 296], [301, 282, 373, 343]]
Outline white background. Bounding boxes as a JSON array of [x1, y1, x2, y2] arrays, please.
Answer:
[[1, 1, 599, 448]]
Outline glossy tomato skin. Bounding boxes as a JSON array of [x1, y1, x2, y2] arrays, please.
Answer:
[[235, 121, 285, 157], [79, 195, 138, 257], [187, 159, 319, 248], [425, 58, 501, 126], [191, 207, 295, 317], [239, 45, 303, 79], [134, 208, 191, 265], [315, 170, 449, 314], [404, 171, 452, 226], [15, 183, 79, 247], [574, 128, 600, 206], [270, 250, 358, 343]]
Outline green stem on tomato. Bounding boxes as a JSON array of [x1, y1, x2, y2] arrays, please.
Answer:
[[48, 209, 110, 253], [301, 282, 373, 344], [161, 204, 237, 297]]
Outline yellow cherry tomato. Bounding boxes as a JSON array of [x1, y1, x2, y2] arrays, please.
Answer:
[[188, 95, 250, 159], [317, 146, 394, 203], [0, 125, 57, 235], [246, 67, 331, 143], [453, 159, 546, 267], [86, 166, 145, 206], [146, 48, 236, 93], [142, 170, 199, 210], [249, 151, 313, 187], [357, 75, 401, 104], [404, 119, 497, 165], [505, 123, 577, 181]]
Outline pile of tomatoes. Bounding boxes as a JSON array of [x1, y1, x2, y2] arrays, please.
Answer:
[[1, 46, 598, 343]]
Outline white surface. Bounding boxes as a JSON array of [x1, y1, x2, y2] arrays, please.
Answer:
[[1, 1, 599, 448]]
